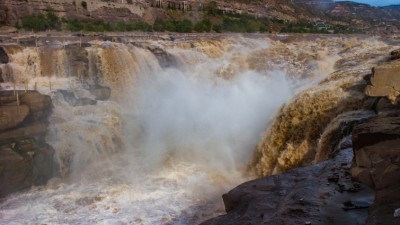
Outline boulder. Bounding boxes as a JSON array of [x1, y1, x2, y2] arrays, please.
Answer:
[[0, 105, 30, 131], [0, 123, 47, 142], [20, 91, 52, 121], [75, 97, 97, 106], [0, 145, 34, 197], [0, 90, 55, 199], [202, 149, 373, 225], [90, 86, 111, 101], [351, 112, 400, 225], [58, 90, 97, 106], [352, 113, 400, 151], [147, 46, 178, 68], [391, 49, 400, 61], [375, 97, 400, 112], [0, 138, 55, 198], [365, 60, 400, 103]]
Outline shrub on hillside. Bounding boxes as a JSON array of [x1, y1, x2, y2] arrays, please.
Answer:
[[21, 7, 61, 31]]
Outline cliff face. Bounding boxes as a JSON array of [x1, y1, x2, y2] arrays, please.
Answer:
[[0, 0, 145, 25], [351, 53, 400, 225], [351, 112, 400, 225], [0, 90, 55, 198], [0, 0, 399, 34]]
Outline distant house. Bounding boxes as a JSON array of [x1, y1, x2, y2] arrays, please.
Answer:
[[314, 18, 330, 30]]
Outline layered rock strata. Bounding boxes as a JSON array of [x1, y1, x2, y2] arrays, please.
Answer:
[[351, 112, 400, 225], [351, 51, 400, 225]]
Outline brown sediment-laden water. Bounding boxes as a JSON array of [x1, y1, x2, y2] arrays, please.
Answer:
[[0, 33, 397, 224]]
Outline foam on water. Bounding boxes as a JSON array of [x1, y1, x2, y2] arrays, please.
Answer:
[[0, 35, 356, 224]]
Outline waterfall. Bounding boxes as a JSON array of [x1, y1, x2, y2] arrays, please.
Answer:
[[0, 34, 390, 224]]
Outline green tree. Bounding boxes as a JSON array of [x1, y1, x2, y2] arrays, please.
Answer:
[[175, 19, 192, 33], [194, 19, 212, 32], [213, 24, 222, 33], [135, 22, 153, 31], [165, 22, 176, 32], [153, 18, 166, 32], [116, 21, 127, 31], [46, 7, 61, 30], [21, 14, 47, 31]]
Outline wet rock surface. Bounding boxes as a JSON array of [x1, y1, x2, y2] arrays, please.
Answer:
[[89, 85, 111, 101], [391, 49, 400, 61], [0, 91, 55, 198], [348, 49, 400, 225], [202, 148, 373, 225], [58, 90, 97, 107], [0, 47, 8, 64], [147, 46, 178, 68], [351, 111, 400, 225]]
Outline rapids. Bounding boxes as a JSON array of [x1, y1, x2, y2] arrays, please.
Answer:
[[0, 34, 392, 224]]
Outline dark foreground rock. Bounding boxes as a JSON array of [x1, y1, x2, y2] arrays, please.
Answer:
[[391, 49, 400, 61], [0, 46, 8, 64], [202, 147, 373, 225], [0, 91, 55, 198], [351, 49, 400, 225], [351, 111, 400, 225]]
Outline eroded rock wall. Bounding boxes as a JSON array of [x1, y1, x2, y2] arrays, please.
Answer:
[[0, 90, 54, 198], [365, 54, 400, 104], [0, 0, 145, 25], [351, 112, 400, 225]]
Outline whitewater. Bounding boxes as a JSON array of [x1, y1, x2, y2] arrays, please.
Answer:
[[0, 34, 392, 224]]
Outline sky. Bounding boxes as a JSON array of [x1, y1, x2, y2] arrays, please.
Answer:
[[336, 0, 400, 6]]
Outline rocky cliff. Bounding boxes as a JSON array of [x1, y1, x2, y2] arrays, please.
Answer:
[[351, 53, 400, 225], [0, 0, 399, 34], [0, 0, 145, 25], [0, 90, 55, 198]]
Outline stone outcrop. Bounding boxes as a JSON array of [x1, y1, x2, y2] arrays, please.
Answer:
[[391, 49, 400, 61], [365, 58, 400, 104], [202, 147, 373, 225], [0, 105, 30, 131], [58, 90, 97, 107], [89, 85, 111, 101], [350, 49, 400, 225], [147, 46, 177, 68], [351, 112, 400, 225], [0, 90, 55, 198], [0, 47, 8, 64]]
